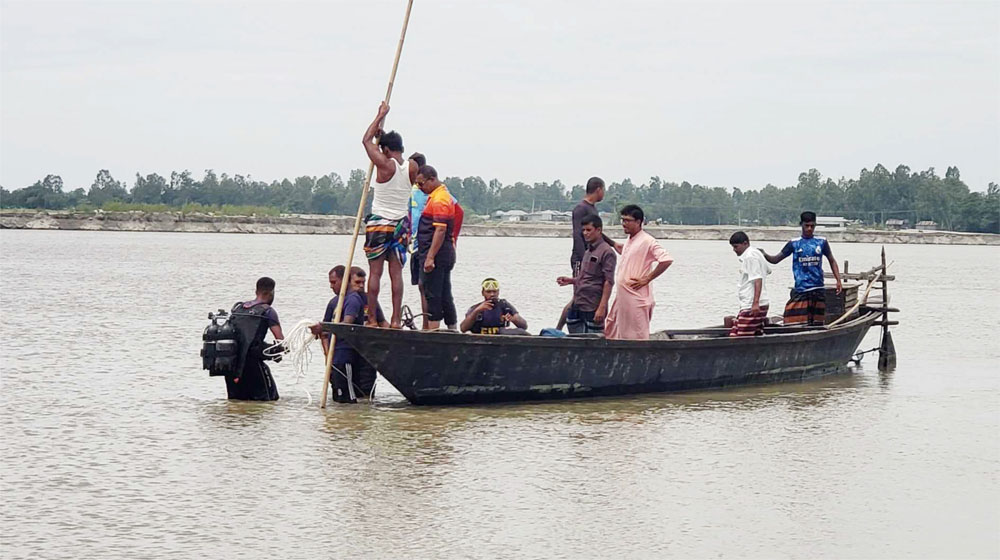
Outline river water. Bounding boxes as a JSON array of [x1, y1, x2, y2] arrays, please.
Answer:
[[1, 230, 998, 559]]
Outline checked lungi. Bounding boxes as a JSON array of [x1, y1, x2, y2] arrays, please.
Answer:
[[363, 214, 407, 264], [729, 305, 770, 337], [783, 289, 825, 326]]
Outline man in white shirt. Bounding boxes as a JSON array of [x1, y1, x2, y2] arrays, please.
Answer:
[[362, 102, 419, 328], [728, 231, 771, 337]]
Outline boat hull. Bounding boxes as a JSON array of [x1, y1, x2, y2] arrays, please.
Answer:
[[323, 313, 878, 405]]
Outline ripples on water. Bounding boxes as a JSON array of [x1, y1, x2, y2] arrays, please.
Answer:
[[2, 231, 998, 559]]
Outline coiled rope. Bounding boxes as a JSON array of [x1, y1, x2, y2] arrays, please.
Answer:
[[262, 319, 376, 405], [264, 319, 317, 404]]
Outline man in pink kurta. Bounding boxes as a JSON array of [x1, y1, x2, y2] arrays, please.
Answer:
[[605, 205, 674, 340]]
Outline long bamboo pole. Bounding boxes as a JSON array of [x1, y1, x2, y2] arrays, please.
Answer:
[[321, 0, 415, 408]]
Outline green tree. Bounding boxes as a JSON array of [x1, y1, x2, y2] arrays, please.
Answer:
[[88, 169, 127, 206], [130, 173, 167, 204]]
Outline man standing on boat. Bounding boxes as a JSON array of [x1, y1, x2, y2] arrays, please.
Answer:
[[557, 177, 621, 330], [362, 102, 418, 329], [605, 205, 673, 340], [407, 152, 462, 330], [460, 278, 528, 334], [728, 231, 771, 336], [571, 177, 607, 275], [759, 211, 843, 326], [557, 214, 617, 334], [415, 165, 459, 330]]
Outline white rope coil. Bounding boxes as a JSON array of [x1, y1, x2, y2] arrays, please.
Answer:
[[264, 319, 317, 404], [262, 318, 376, 405]]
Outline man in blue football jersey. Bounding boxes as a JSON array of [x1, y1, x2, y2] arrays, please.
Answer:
[[759, 211, 843, 326]]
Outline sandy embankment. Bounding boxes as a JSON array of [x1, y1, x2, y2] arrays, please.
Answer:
[[1, 210, 997, 246]]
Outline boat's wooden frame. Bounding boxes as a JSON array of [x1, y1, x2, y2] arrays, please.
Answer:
[[321, 311, 880, 405]]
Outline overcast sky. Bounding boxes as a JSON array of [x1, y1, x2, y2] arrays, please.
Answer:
[[2, 0, 998, 193]]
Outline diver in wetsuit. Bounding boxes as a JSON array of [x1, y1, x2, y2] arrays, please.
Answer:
[[225, 277, 284, 401]]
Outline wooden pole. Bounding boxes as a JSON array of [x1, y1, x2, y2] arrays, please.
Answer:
[[877, 245, 897, 370], [321, 0, 415, 408]]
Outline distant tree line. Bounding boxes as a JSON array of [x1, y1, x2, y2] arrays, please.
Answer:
[[1, 164, 997, 233]]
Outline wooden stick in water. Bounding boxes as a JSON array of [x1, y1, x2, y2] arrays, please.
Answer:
[[321, 0, 415, 408]]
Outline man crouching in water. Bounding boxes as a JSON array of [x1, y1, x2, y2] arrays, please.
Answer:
[[311, 266, 387, 403], [226, 277, 284, 401]]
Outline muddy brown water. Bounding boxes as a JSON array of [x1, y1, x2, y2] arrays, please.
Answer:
[[2, 230, 997, 558]]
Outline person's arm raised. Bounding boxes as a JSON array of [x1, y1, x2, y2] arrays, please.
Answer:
[[362, 102, 395, 177]]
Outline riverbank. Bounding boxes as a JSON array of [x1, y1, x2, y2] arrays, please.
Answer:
[[1, 210, 997, 245]]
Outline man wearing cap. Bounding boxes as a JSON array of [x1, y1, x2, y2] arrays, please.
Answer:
[[460, 278, 528, 335]]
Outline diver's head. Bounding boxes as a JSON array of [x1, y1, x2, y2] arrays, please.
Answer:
[[255, 276, 276, 305]]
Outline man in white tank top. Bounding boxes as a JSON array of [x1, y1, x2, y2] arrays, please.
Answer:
[[362, 102, 419, 328]]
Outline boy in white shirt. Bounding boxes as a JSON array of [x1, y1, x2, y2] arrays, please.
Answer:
[[728, 231, 771, 337]]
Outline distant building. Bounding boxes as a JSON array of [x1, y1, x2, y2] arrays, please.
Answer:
[[527, 210, 555, 222], [885, 218, 909, 230], [816, 216, 849, 230], [498, 210, 527, 222], [916, 220, 940, 231]]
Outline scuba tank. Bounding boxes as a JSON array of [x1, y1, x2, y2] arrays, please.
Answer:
[[201, 310, 239, 376], [201, 319, 218, 370]]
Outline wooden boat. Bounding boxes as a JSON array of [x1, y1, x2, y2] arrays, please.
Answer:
[[322, 311, 880, 405], [321, 253, 897, 406]]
